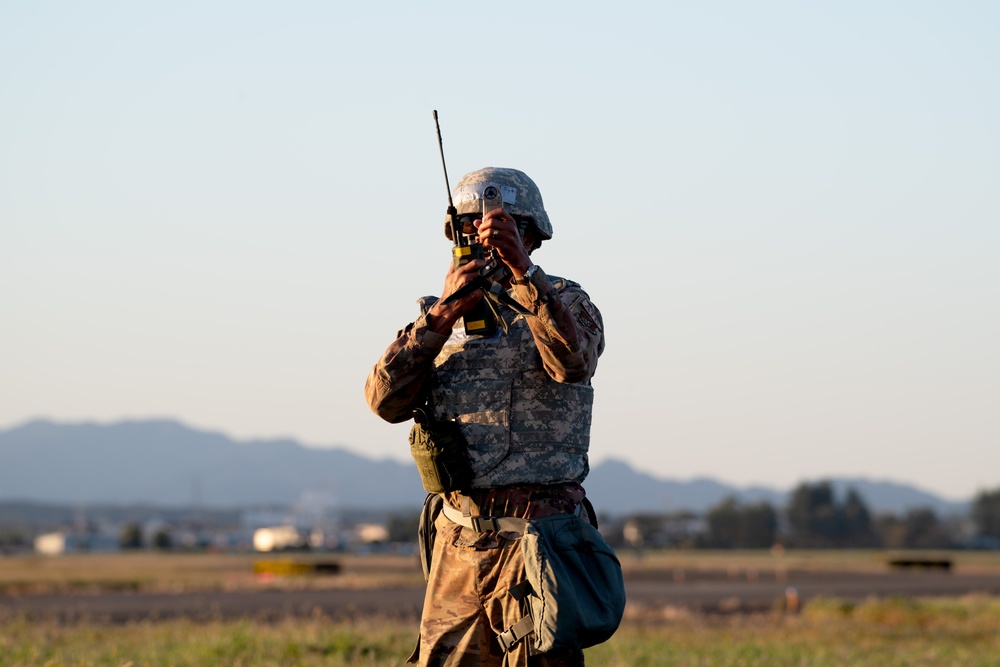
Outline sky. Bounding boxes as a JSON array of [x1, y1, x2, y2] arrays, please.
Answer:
[[2, 2, 997, 502]]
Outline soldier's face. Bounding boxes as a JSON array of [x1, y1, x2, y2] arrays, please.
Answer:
[[456, 215, 479, 236]]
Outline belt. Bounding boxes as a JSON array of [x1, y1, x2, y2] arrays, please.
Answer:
[[441, 502, 530, 534], [441, 496, 585, 534]]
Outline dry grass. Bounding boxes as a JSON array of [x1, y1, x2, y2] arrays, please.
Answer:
[[2, 596, 1000, 666], [0, 552, 426, 596], [588, 595, 1000, 667]]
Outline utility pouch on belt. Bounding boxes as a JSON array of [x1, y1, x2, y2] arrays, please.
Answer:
[[499, 513, 626, 653], [409, 408, 474, 494]]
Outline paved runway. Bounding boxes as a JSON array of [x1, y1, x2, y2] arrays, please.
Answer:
[[3, 569, 998, 623]]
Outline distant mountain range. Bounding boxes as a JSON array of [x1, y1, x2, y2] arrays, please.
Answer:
[[0, 419, 970, 516]]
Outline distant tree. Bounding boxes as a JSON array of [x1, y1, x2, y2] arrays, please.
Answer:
[[385, 512, 420, 543], [152, 527, 173, 550], [0, 529, 27, 553], [119, 522, 144, 550], [876, 514, 906, 549], [703, 497, 777, 549], [741, 502, 779, 548], [972, 488, 1000, 539], [903, 508, 951, 548], [703, 498, 742, 548], [878, 508, 951, 549], [787, 481, 841, 548], [842, 488, 878, 547], [786, 482, 875, 548]]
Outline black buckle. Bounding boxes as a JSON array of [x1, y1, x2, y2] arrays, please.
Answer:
[[497, 628, 517, 653], [497, 616, 534, 653], [470, 515, 499, 532]]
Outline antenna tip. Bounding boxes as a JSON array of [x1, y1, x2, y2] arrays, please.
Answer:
[[433, 110, 438, 119]]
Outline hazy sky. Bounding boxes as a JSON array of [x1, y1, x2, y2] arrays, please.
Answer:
[[3, 2, 997, 501]]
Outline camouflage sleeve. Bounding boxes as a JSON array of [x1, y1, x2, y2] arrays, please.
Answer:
[[364, 311, 449, 424], [510, 267, 605, 383]]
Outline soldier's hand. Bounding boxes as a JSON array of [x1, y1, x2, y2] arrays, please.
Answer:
[[427, 259, 485, 335], [476, 209, 531, 276]]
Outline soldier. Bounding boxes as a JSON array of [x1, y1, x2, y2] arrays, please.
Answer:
[[365, 167, 605, 666]]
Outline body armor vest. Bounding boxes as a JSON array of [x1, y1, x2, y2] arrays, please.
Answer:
[[427, 306, 593, 488]]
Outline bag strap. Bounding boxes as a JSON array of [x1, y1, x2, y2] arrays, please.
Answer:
[[582, 496, 599, 529], [497, 615, 534, 653], [497, 581, 536, 652]]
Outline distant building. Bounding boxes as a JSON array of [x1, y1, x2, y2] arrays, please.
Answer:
[[353, 523, 390, 544], [34, 531, 119, 555], [244, 491, 341, 551], [253, 525, 306, 552]]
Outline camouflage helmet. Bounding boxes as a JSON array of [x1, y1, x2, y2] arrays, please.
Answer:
[[445, 167, 553, 244]]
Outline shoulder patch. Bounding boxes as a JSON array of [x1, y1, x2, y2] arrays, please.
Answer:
[[575, 298, 602, 335]]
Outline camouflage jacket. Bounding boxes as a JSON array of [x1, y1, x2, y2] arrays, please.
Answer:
[[365, 267, 605, 486]]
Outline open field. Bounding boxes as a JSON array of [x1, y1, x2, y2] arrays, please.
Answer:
[[3, 596, 1000, 666], [2, 551, 1000, 665]]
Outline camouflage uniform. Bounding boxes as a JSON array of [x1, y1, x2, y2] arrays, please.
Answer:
[[418, 485, 589, 666], [366, 268, 603, 423], [365, 172, 604, 666]]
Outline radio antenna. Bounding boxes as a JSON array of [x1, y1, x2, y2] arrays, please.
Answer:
[[433, 110, 455, 208]]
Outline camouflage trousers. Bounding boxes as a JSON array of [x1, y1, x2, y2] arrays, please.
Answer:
[[409, 485, 587, 667]]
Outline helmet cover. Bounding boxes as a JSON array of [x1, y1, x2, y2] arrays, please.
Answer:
[[444, 167, 552, 243]]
